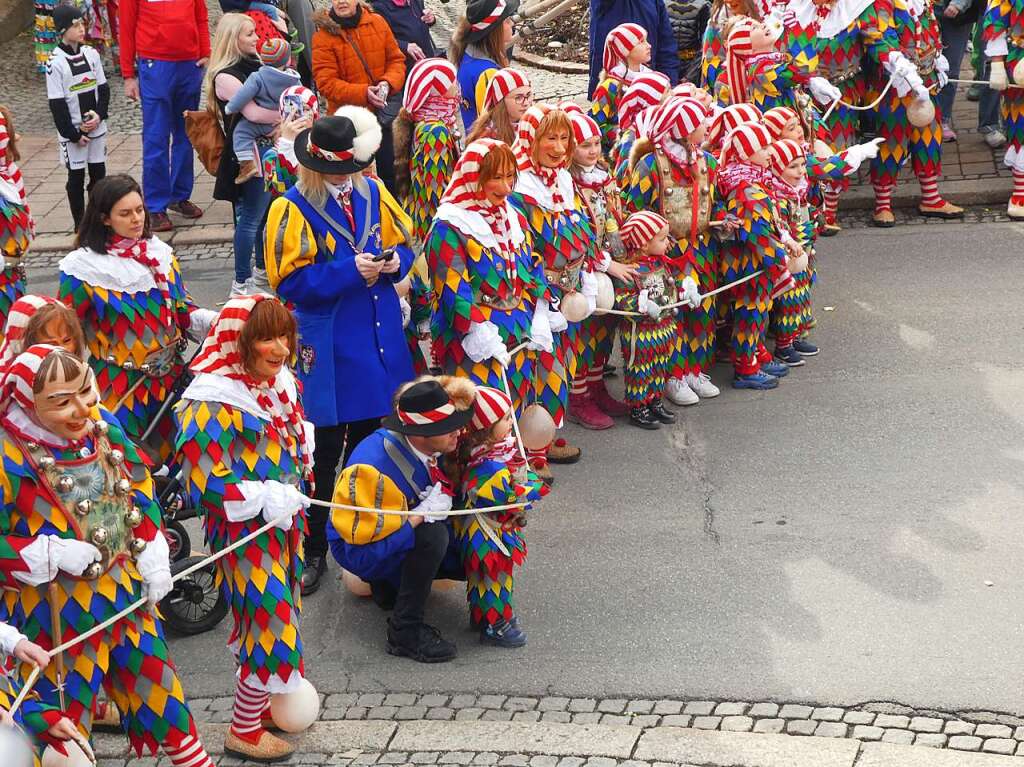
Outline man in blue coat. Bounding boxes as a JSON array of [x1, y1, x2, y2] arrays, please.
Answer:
[[588, 0, 680, 96], [328, 376, 476, 663]]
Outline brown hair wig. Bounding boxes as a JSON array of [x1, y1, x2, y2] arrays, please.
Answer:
[[239, 299, 298, 374], [532, 109, 576, 167], [22, 303, 86, 359], [478, 142, 518, 185]]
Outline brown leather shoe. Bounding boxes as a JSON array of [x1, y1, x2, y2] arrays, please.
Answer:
[[150, 211, 173, 232], [918, 200, 964, 219], [224, 727, 294, 763], [820, 222, 841, 237], [872, 209, 895, 228], [168, 199, 204, 219], [547, 437, 581, 465]]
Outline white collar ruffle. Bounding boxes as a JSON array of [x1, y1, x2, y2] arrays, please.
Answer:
[[433, 200, 525, 252], [788, 0, 874, 38], [58, 236, 175, 294], [513, 167, 577, 213]]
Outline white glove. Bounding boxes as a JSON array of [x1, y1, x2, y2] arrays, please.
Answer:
[[528, 299, 554, 353], [935, 53, 950, 89], [645, 301, 663, 320], [188, 308, 218, 341], [547, 300, 568, 332], [680, 276, 701, 309], [912, 83, 931, 102], [841, 137, 884, 171], [462, 321, 510, 366], [580, 270, 598, 317], [417, 481, 452, 522], [986, 33, 1009, 58], [262, 482, 311, 531], [136, 533, 172, 607], [399, 297, 412, 328], [808, 76, 842, 104], [990, 59, 1009, 91], [14, 535, 102, 586], [885, 51, 923, 97]]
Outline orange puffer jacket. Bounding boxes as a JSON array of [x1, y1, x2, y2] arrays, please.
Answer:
[[312, 7, 407, 114]]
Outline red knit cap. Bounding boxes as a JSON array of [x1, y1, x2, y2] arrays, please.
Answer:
[[484, 67, 531, 110], [621, 211, 669, 251], [706, 103, 763, 148], [603, 23, 647, 75], [762, 107, 800, 140], [769, 138, 803, 175], [617, 72, 671, 131], [471, 386, 513, 431]]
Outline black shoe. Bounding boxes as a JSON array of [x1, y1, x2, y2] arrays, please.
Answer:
[[300, 555, 327, 596], [603, 363, 617, 378], [370, 579, 397, 611], [386, 622, 457, 663], [649, 400, 676, 424], [630, 406, 661, 430]]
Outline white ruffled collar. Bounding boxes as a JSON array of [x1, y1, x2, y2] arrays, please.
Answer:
[[788, 0, 874, 38], [180, 368, 299, 422], [433, 201, 525, 251], [58, 236, 175, 294], [4, 405, 72, 447], [513, 168, 577, 213]]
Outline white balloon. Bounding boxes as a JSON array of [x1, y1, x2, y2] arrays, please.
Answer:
[[270, 677, 320, 733], [907, 98, 936, 128], [559, 292, 589, 323]]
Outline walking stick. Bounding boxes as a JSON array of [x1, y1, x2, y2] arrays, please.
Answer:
[[47, 582, 66, 712]]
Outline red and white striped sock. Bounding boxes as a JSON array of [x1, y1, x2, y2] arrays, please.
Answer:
[[164, 736, 215, 767], [231, 678, 270, 736], [823, 186, 840, 223], [1012, 170, 1024, 205], [918, 173, 943, 207], [872, 180, 895, 214], [570, 367, 589, 396], [586, 366, 604, 387]]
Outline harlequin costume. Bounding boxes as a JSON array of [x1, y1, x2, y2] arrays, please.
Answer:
[[609, 72, 672, 184], [984, 0, 1024, 217], [0, 113, 32, 337], [263, 85, 320, 199], [0, 619, 64, 752], [719, 15, 815, 112], [453, 387, 547, 646], [426, 139, 551, 417], [590, 23, 652, 152], [701, 3, 738, 90], [58, 236, 216, 464], [624, 97, 718, 404], [0, 345, 214, 767], [713, 124, 792, 389], [174, 295, 313, 762]]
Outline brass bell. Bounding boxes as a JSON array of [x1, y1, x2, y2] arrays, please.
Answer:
[[115, 478, 131, 495], [83, 561, 103, 580], [91, 527, 109, 546], [140, 363, 151, 374], [108, 449, 124, 466], [129, 538, 148, 556], [106, 355, 116, 364], [39, 456, 56, 470], [57, 475, 75, 493], [126, 506, 143, 527], [76, 499, 92, 516], [665, 187, 675, 198], [123, 360, 135, 371], [25, 442, 39, 452]]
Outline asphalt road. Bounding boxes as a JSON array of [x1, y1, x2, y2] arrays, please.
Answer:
[[27, 220, 1024, 715]]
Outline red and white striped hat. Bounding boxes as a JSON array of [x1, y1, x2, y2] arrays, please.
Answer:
[[440, 138, 508, 207], [569, 111, 601, 144], [382, 378, 475, 436], [513, 103, 565, 171], [467, 0, 517, 41], [279, 85, 320, 120], [617, 71, 671, 131], [470, 385, 513, 431], [558, 101, 585, 117], [769, 138, 804, 174], [724, 16, 758, 105], [762, 106, 800, 140], [484, 67, 531, 110], [719, 122, 773, 168], [0, 294, 58, 370], [603, 23, 647, 76], [621, 211, 670, 251], [403, 57, 458, 115], [642, 96, 708, 143], [706, 103, 762, 148], [0, 343, 66, 415]]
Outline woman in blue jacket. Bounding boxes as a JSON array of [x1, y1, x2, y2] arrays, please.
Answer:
[[265, 107, 416, 596], [449, 0, 518, 131]]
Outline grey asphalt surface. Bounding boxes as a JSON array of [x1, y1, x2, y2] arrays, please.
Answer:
[[27, 220, 1024, 715]]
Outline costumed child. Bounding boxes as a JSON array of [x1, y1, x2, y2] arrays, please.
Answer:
[[984, 0, 1024, 218], [0, 344, 216, 767], [704, 101, 762, 155], [0, 105, 33, 337], [0, 295, 84, 369], [451, 386, 547, 647], [713, 122, 794, 389], [591, 23, 654, 151], [466, 67, 533, 144], [609, 71, 672, 181], [58, 175, 216, 464], [175, 295, 314, 762], [615, 212, 685, 429], [263, 85, 320, 198], [702, 0, 762, 90], [624, 97, 711, 407]]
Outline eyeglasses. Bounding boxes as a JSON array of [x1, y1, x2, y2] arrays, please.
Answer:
[[510, 92, 533, 106]]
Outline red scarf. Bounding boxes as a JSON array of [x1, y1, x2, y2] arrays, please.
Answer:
[[107, 235, 172, 309], [716, 162, 769, 196]]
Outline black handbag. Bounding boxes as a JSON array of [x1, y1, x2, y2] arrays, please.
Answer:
[[342, 30, 404, 126]]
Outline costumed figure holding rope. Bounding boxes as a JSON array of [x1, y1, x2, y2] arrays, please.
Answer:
[[982, 0, 1024, 218]]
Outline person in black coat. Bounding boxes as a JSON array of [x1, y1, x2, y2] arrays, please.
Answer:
[[370, 0, 438, 68]]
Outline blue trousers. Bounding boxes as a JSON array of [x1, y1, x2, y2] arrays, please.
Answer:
[[233, 146, 272, 283], [137, 59, 202, 214], [939, 19, 1001, 131]]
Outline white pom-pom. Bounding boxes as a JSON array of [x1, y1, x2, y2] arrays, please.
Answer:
[[334, 105, 383, 161], [41, 741, 91, 767], [559, 292, 590, 323], [270, 677, 320, 733], [0, 725, 35, 767], [594, 272, 615, 312], [907, 98, 936, 128]]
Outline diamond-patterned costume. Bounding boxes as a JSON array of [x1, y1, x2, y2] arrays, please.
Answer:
[[983, 0, 1024, 193], [406, 268, 434, 375], [0, 264, 26, 345], [769, 195, 813, 345], [262, 145, 298, 198], [590, 76, 626, 152], [0, 406, 200, 756], [721, 50, 817, 113], [0, 113, 33, 330], [408, 122, 461, 245], [701, 16, 728, 90]]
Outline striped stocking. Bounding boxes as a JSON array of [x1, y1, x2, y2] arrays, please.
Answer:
[[872, 180, 895, 214], [918, 174, 943, 207], [1012, 170, 1024, 205], [823, 185, 841, 224], [164, 736, 215, 767], [231, 678, 270, 736]]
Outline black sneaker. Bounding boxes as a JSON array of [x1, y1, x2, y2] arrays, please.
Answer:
[[792, 339, 819, 356], [773, 346, 805, 367], [386, 623, 457, 663], [300, 555, 327, 596], [630, 406, 660, 430], [649, 400, 677, 424]]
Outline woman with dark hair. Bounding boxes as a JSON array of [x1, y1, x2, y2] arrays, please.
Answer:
[[57, 174, 216, 463], [449, 0, 517, 132], [176, 295, 314, 762]]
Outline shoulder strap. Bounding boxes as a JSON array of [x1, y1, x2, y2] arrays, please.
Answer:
[[380, 430, 430, 496], [341, 29, 375, 82], [287, 186, 359, 252]]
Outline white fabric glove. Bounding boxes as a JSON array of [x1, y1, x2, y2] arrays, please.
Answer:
[[417, 481, 452, 523], [986, 33, 1009, 58], [547, 300, 568, 332], [912, 83, 931, 102], [935, 54, 950, 89], [808, 76, 842, 104], [0, 622, 26, 657], [885, 51, 924, 97], [595, 250, 612, 273], [188, 308, 217, 340], [990, 59, 1009, 91], [262, 481, 311, 531], [14, 535, 102, 586], [841, 137, 884, 171], [528, 299, 554, 353], [645, 300, 663, 320], [462, 321, 510, 366], [399, 297, 412, 328], [136, 532, 172, 607], [580, 270, 598, 317], [680, 276, 701, 309]]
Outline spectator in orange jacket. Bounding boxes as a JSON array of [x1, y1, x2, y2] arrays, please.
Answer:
[[313, 0, 406, 193]]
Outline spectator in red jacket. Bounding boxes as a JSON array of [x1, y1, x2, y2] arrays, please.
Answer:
[[119, 0, 210, 231]]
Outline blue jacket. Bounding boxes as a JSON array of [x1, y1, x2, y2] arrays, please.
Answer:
[[274, 178, 416, 426], [457, 51, 498, 133], [588, 0, 679, 96]]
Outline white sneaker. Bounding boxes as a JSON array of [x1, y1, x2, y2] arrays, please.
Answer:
[[229, 280, 250, 297], [985, 129, 1007, 149], [251, 267, 271, 293], [686, 372, 721, 399], [665, 377, 700, 406]]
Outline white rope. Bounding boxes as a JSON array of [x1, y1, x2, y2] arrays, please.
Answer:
[[947, 76, 1024, 89], [594, 269, 765, 319], [821, 74, 895, 123]]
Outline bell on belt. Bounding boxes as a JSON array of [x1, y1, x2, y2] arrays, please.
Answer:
[[123, 360, 135, 371], [39, 456, 56, 470], [126, 506, 143, 527], [115, 478, 132, 495], [665, 187, 674, 197], [93, 420, 108, 435], [140, 363, 151, 374], [76, 499, 92, 516], [25, 442, 38, 452], [83, 562, 103, 580], [129, 538, 148, 556], [108, 449, 124, 466], [91, 527, 109, 546], [57, 475, 75, 493], [105, 355, 116, 364]]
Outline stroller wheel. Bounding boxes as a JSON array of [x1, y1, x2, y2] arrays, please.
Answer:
[[164, 518, 192, 562], [159, 556, 229, 636]]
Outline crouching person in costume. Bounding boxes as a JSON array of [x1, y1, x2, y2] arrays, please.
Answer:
[[265, 109, 416, 596], [328, 376, 474, 663], [175, 295, 314, 762], [57, 175, 216, 464], [0, 345, 215, 767], [451, 387, 547, 647]]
